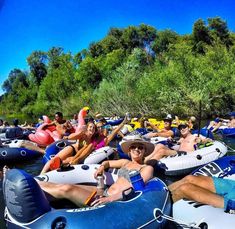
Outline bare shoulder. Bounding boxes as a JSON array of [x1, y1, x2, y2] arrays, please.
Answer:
[[143, 165, 154, 172]]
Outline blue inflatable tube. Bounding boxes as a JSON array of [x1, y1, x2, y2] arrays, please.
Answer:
[[3, 168, 171, 229], [0, 147, 41, 164], [217, 128, 235, 138], [43, 140, 75, 164], [192, 155, 235, 177], [192, 128, 214, 139], [229, 112, 235, 117], [106, 118, 124, 126]]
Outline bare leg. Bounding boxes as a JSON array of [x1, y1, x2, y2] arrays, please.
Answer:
[[21, 141, 45, 154], [171, 182, 224, 208], [40, 143, 78, 174], [212, 122, 222, 133], [145, 144, 176, 162], [169, 175, 223, 208], [144, 144, 165, 162], [69, 144, 94, 165], [37, 181, 96, 206], [168, 175, 215, 193]]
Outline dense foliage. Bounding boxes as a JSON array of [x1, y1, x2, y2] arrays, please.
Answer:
[[0, 17, 234, 120]]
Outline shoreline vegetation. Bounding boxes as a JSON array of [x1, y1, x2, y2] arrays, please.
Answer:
[[0, 17, 234, 120]]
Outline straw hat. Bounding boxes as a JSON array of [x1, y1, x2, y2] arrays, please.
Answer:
[[120, 135, 155, 156]]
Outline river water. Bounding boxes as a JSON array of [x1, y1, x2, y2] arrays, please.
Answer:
[[0, 137, 235, 228]]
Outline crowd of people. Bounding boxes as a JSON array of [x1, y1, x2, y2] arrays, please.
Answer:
[[1, 110, 235, 214]]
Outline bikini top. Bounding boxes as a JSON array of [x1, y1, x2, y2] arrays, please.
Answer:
[[91, 136, 106, 150], [118, 164, 146, 182]]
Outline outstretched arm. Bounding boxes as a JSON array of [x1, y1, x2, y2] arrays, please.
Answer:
[[64, 130, 86, 140], [145, 121, 159, 131], [104, 116, 129, 146]]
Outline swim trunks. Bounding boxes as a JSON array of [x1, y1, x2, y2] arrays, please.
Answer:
[[213, 177, 235, 210]]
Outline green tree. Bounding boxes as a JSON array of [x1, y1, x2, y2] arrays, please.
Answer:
[[152, 29, 178, 55], [138, 24, 157, 47], [96, 49, 126, 79], [121, 26, 141, 52], [1, 69, 32, 113], [2, 69, 29, 94], [101, 35, 123, 54], [74, 49, 88, 66], [76, 56, 102, 89], [208, 17, 233, 48], [192, 19, 212, 54], [27, 51, 47, 85], [107, 27, 123, 39], [89, 42, 104, 58]]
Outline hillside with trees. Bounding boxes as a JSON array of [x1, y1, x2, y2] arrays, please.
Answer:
[[0, 17, 234, 119]]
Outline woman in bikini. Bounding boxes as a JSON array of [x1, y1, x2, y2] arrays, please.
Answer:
[[37, 135, 155, 206], [40, 120, 97, 174]]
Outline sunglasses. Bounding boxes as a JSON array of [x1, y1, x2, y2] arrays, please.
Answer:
[[129, 145, 144, 150], [179, 125, 188, 130]]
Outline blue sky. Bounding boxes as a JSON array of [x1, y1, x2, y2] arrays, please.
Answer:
[[0, 0, 235, 95]]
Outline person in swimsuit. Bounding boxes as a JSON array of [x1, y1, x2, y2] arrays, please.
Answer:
[[36, 135, 155, 207], [93, 115, 130, 148], [168, 174, 235, 212], [40, 121, 97, 174], [144, 123, 211, 162]]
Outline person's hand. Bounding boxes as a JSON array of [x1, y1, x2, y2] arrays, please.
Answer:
[[145, 121, 150, 126], [90, 195, 113, 207], [205, 138, 212, 142], [195, 136, 202, 144], [94, 165, 105, 178]]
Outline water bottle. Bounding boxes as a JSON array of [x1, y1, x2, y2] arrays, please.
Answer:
[[129, 170, 145, 191], [226, 199, 235, 214], [96, 175, 105, 197]]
